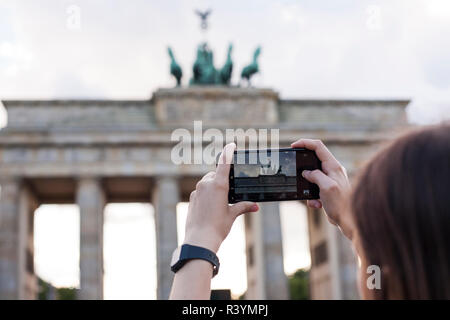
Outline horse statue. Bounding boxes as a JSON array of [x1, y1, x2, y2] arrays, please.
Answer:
[[168, 47, 182, 86], [219, 44, 233, 85], [241, 46, 261, 86]]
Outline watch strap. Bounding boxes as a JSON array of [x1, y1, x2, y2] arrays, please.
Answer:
[[171, 244, 220, 277]]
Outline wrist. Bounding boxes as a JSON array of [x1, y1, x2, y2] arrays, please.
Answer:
[[184, 231, 222, 253]]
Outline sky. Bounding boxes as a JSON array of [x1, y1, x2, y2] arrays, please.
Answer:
[[1, 0, 450, 299], [0, 0, 450, 124]]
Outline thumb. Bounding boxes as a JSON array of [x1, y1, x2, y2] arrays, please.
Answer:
[[230, 202, 259, 217]]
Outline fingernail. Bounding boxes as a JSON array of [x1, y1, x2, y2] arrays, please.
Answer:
[[315, 202, 321, 209], [251, 204, 259, 211], [302, 170, 309, 178]]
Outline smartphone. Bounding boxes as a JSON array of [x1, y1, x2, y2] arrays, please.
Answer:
[[226, 148, 321, 203]]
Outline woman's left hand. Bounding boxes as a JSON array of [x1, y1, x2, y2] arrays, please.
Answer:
[[183, 143, 259, 253]]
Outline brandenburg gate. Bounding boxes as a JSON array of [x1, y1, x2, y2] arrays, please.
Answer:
[[0, 86, 409, 299]]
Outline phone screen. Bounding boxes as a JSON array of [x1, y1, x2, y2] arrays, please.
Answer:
[[228, 148, 321, 203]]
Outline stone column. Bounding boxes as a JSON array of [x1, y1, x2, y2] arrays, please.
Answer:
[[0, 178, 37, 300], [152, 176, 179, 300], [245, 202, 288, 299], [76, 177, 105, 300], [307, 207, 359, 299], [0, 178, 22, 299], [17, 185, 39, 299], [334, 228, 359, 300]]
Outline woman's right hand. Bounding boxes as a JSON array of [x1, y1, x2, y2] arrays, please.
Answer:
[[291, 139, 355, 240]]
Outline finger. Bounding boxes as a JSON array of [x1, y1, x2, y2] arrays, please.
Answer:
[[302, 169, 335, 189], [216, 143, 236, 183], [307, 199, 322, 209], [200, 171, 216, 182], [189, 190, 196, 201], [291, 139, 337, 163], [229, 201, 259, 217], [196, 172, 215, 190]]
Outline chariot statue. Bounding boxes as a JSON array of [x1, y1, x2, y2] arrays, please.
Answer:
[[167, 9, 261, 87]]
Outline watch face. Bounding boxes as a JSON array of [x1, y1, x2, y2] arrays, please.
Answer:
[[171, 247, 181, 267]]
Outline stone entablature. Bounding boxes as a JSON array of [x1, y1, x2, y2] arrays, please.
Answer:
[[0, 137, 388, 179], [2, 87, 409, 132], [2, 100, 155, 131], [279, 99, 409, 131], [1, 88, 410, 180]]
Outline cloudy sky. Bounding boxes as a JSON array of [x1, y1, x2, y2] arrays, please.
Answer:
[[1, 0, 449, 299], [1, 0, 450, 124]]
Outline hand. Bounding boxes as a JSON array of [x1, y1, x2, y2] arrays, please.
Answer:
[[184, 143, 259, 253], [291, 139, 354, 239]]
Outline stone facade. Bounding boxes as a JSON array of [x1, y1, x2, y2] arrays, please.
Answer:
[[0, 87, 410, 299]]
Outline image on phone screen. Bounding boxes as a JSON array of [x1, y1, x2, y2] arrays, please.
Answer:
[[228, 148, 321, 203]]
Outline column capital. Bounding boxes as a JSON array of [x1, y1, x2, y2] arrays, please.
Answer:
[[0, 176, 23, 186], [153, 175, 179, 182], [75, 175, 103, 184]]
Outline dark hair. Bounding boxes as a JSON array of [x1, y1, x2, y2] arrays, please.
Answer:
[[352, 124, 450, 299]]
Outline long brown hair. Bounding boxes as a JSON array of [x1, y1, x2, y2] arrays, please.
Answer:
[[352, 124, 450, 299]]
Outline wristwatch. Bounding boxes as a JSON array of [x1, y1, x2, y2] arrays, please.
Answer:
[[171, 244, 220, 277]]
